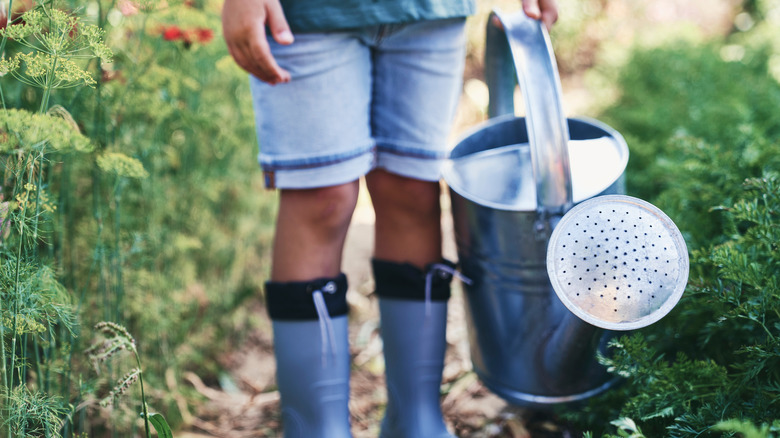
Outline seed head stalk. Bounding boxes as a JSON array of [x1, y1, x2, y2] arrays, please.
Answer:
[[128, 337, 153, 438], [112, 180, 124, 321], [39, 56, 58, 114], [134, 352, 152, 438], [31, 149, 45, 254], [25, 147, 47, 396]]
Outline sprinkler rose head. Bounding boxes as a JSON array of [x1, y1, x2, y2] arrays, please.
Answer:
[[547, 195, 689, 331]]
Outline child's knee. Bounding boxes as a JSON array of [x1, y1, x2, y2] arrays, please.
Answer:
[[368, 171, 440, 216], [281, 182, 359, 231]]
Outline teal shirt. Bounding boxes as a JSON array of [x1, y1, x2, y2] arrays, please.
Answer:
[[280, 0, 476, 32]]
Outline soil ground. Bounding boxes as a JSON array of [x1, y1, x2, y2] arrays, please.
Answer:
[[177, 2, 736, 436]]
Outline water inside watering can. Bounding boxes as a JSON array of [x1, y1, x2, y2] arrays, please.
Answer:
[[445, 136, 626, 211]]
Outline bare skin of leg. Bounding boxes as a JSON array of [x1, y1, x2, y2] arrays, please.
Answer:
[[270, 180, 360, 282], [365, 169, 443, 268]]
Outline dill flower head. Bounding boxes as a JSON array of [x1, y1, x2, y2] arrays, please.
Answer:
[[97, 152, 149, 179], [0, 6, 113, 90], [0, 108, 93, 154]]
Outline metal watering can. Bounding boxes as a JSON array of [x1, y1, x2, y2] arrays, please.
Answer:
[[442, 11, 689, 407]]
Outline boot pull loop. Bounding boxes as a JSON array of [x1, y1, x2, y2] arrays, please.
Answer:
[[311, 281, 339, 368], [424, 264, 473, 317]]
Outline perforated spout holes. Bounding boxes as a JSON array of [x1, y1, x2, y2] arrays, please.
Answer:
[[547, 195, 689, 330]]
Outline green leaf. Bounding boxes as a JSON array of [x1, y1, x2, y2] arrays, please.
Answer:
[[713, 419, 772, 438], [610, 418, 646, 438], [640, 406, 675, 421], [142, 412, 173, 438]]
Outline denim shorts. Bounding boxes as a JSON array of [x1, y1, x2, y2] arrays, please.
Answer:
[[250, 18, 467, 189]]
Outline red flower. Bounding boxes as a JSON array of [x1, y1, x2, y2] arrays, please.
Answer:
[[160, 25, 214, 47], [162, 26, 183, 41], [195, 28, 213, 43]]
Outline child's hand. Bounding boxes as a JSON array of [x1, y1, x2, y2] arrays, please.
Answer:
[[222, 0, 294, 85], [521, 0, 559, 30]]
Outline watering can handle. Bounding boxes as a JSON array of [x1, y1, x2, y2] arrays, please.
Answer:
[[484, 10, 573, 213]]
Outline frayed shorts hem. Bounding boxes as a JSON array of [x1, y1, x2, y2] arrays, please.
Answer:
[[262, 149, 445, 189]]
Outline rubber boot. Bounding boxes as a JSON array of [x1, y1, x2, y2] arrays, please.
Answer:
[[373, 259, 458, 438], [265, 274, 352, 438]]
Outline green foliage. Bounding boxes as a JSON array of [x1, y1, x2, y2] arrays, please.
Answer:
[[549, 3, 780, 435], [598, 335, 729, 424], [713, 419, 780, 438], [1, 0, 275, 436], [2, 386, 66, 437], [608, 418, 648, 438], [601, 42, 780, 249], [565, 20, 780, 433], [0, 260, 76, 337], [574, 174, 780, 436], [145, 412, 174, 438]]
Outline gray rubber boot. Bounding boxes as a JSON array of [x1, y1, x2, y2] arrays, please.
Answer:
[[266, 274, 352, 438], [373, 260, 458, 438]]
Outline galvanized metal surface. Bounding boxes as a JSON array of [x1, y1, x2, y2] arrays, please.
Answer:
[[447, 117, 626, 406], [443, 9, 688, 408], [547, 195, 689, 331], [444, 10, 630, 407], [491, 10, 572, 213], [444, 130, 627, 211]]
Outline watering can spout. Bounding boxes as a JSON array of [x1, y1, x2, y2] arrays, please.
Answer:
[[540, 314, 604, 392]]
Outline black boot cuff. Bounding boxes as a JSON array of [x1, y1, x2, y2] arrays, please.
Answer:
[[372, 259, 456, 302], [265, 273, 349, 321]]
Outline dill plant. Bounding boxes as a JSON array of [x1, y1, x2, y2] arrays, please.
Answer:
[[4, 0, 274, 435], [0, 1, 112, 437]]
